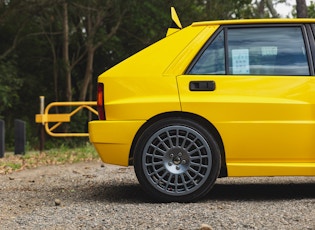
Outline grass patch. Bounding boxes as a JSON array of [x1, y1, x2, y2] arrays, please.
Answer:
[[0, 142, 99, 174]]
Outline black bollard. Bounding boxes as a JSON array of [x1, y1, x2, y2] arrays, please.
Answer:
[[0, 120, 4, 158], [14, 119, 26, 155]]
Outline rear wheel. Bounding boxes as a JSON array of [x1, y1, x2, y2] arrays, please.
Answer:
[[134, 118, 221, 202]]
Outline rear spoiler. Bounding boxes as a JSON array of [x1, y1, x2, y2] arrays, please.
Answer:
[[166, 7, 183, 36]]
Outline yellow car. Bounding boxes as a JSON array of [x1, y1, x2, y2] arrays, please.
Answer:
[[89, 8, 315, 202]]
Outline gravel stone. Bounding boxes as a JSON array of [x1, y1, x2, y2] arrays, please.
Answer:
[[0, 160, 314, 229]]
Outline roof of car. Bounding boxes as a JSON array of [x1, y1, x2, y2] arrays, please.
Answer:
[[192, 18, 315, 26]]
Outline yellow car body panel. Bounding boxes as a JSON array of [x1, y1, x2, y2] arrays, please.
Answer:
[[89, 24, 215, 166], [89, 18, 315, 176], [89, 120, 145, 166], [177, 75, 315, 176], [96, 25, 211, 121], [192, 18, 315, 26]]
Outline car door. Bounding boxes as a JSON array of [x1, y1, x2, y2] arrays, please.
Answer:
[[177, 24, 315, 176]]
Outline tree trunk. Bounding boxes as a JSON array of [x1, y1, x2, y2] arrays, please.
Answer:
[[52, 43, 59, 113], [266, 0, 279, 18], [296, 0, 308, 18], [63, 2, 72, 101], [79, 45, 94, 101], [258, 0, 265, 18], [75, 2, 125, 101], [44, 30, 59, 105]]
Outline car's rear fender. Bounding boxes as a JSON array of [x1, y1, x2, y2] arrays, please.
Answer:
[[129, 111, 228, 177]]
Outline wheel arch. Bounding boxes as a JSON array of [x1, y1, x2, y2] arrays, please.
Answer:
[[129, 111, 227, 177]]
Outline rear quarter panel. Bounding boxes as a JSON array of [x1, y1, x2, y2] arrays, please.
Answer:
[[98, 25, 216, 120]]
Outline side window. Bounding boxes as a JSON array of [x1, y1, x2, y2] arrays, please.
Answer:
[[227, 27, 310, 76], [189, 30, 225, 74]]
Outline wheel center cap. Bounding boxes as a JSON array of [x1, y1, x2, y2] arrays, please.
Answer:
[[173, 156, 181, 165]]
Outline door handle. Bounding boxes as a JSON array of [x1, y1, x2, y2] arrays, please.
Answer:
[[189, 81, 216, 91]]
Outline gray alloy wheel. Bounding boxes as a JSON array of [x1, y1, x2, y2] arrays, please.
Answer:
[[134, 118, 221, 202]]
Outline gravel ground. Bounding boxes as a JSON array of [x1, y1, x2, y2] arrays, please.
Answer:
[[0, 160, 314, 230]]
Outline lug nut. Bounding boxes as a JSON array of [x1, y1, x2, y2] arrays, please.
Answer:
[[182, 160, 186, 164], [176, 166, 180, 170]]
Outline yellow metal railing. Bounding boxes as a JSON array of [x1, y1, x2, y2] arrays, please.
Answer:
[[35, 97, 97, 137]]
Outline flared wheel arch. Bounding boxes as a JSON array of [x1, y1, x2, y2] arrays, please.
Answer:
[[129, 112, 227, 178]]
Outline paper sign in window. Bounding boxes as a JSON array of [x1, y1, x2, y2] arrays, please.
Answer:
[[232, 49, 249, 74], [261, 46, 277, 56]]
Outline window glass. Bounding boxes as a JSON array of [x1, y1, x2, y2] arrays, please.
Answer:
[[189, 30, 225, 74], [227, 27, 309, 76]]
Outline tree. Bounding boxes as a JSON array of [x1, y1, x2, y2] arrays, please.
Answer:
[[0, 61, 21, 118], [307, 0, 315, 17], [71, 1, 128, 101], [63, 1, 72, 102], [296, 0, 308, 17]]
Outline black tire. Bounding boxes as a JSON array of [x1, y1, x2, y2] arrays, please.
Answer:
[[133, 117, 221, 202]]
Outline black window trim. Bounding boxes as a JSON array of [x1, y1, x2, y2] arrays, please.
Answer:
[[224, 27, 229, 74], [186, 23, 314, 76], [185, 27, 224, 74], [296, 24, 314, 76], [307, 24, 315, 74]]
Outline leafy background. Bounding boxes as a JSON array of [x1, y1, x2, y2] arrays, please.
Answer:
[[0, 0, 312, 150]]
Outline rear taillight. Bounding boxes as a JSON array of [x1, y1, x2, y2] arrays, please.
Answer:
[[97, 83, 105, 120]]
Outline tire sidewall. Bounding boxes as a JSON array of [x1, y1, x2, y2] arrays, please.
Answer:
[[134, 117, 221, 202]]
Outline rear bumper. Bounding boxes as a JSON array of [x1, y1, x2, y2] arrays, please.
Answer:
[[88, 120, 145, 166]]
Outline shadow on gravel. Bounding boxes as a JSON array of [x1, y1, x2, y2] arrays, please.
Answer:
[[76, 179, 315, 204], [205, 180, 315, 202], [79, 183, 153, 203]]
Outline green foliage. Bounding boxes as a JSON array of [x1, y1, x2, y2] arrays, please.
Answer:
[[307, 1, 315, 18], [45, 142, 98, 163], [1, 162, 22, 170], [0, 60, 22, 118], [0, 142, 99, 173]]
